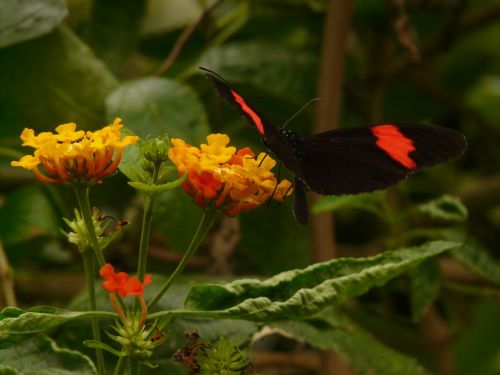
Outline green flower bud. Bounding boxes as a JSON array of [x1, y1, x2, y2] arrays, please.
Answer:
[[143, 136, 170, 164]]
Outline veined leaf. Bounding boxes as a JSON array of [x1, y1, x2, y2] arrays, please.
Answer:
[[272, 309, 426, 375], [0, 335, 96, 374], [106, 77, 209, 144], [417, 195, 468, 223], [183, 241, 460, 321], [410, 258, 442, 322], [0, 306, 116, 349], [0, 0, 67, 48]]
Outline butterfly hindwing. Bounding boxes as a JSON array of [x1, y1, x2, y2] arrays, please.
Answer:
[[300, 123, 466, 195]]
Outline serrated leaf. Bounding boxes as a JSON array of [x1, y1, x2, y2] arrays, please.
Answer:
[[0, 306, 116, 349], [0, 335, 96, 374], [312, 192, 384, 214], [272, 309, 426, 375], [128, 174, 187, 195], [410, 258, 441, 322], [0, 186, 60, 246], [183, 241, 460, 321], [200, 41, 317, 104], [417, 195, 468, 222], [452, 237, 500, 286], [106, 77, 209, 144], [0, 26, 117, 130], [0, 0, 68, 48]]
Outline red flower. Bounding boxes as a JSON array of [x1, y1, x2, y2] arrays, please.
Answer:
[[100, 263, 152, 297]]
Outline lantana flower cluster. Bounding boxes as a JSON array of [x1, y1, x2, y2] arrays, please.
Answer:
[[11, 118, 138, 184], [168, 134, 293, 215]]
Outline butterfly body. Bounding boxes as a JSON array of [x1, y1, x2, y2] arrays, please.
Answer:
[[201, 68, 467, 224]]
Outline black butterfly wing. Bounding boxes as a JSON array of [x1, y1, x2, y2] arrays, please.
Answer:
[[300, 123, 466, 195], [201, 67, 274, 137]]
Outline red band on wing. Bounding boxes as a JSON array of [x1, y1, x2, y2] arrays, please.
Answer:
[[371, 125, 417, 169], [230, 89, 265, 135]]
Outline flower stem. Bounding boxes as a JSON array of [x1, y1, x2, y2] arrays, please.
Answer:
[[130, 357, 140, 375], [148, 209, 217, 310], [136, 164, 160, 281], [114, 355, 126, 375], [82, 251, 105, 375], [73, 185, 105, 266]]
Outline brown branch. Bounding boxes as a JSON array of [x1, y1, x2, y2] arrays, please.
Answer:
[[0, 241, 17, 307], [388, 0, 421, 63], [251, 350, 322, 374], [312, 0, 352, 263], [390, 2, 500, 76], [155, 0, 222, 76]]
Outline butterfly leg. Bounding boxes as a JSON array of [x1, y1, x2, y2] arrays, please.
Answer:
[[258, 152, 269, 167], [266, 162, 283, 208], [293, 178, 308, 225]]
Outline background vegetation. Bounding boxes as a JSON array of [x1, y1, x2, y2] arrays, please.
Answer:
[[0, 0, 499, 374]]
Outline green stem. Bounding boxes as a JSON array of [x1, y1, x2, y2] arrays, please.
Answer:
[[136, 164, 160, 281], [148, 209, 217, 310], [130, 357, 140, 375], [114, 355, 126, 375], [82, 251, 105, 375], [73, 185, 105, 266]]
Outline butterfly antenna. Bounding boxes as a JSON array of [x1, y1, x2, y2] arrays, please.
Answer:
[[281, 98, 320, 129]]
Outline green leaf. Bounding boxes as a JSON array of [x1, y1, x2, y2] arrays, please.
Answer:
[[452, 237, 500, 286], [410, 258, 441, 322], [0, 27, 118, 130], [117, 133, 148, 182], [467, 76, 500, 123], [200, 41, 317, 104], [312, 192, 384, 214], [417, 195, 468, 223], [183, 241, 460, 321], [0, 305, 116, 349], [0, 186, 60, 247], [128, 174, 187, 195], [84, 340, 126, 357], [272, 309, 426, 375], [0, 0, 67, 48], [0, 335, 96, 374], [152, 189, 205, 252], [454, 301, 500, 375], [106, 77, 209, 144]]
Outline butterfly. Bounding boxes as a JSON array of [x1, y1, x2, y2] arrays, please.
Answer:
[[201, 67, 467, 224]]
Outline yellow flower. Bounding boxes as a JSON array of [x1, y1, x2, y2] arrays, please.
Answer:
[[11, 118, 138, 184], [168, 133, 293, 215]]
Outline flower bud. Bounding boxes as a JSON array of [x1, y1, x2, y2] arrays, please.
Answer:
[[142, 136, 170, 164]]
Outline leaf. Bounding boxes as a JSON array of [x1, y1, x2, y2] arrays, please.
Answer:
[[417, 195, 468, 223], [0, 335, 96, 374], [128, 173, 187, 195], [183, 241, 460, 321], [467, 76, 500, 123], [106, 77, 209, 144], [312, 192, 384, 214], [272, 309, 426, 375], [0, 305, 116, 349], [453, 301, 500, 375], [0, 0, 67, 48], [410, 258, 441, 322], [82, 0, 147, 73], [0, 27, 117, 130], [200, 41, 317, 104], [152, 189, 205, 252], [239, 200, 311, 274], [0, 186, 60, 247], [452, 237, 500, 286]]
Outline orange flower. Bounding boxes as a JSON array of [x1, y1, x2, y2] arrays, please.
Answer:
[[11, 118, 138, 185], [99, 263, 152, 298], [168, 134, 293, 215]]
